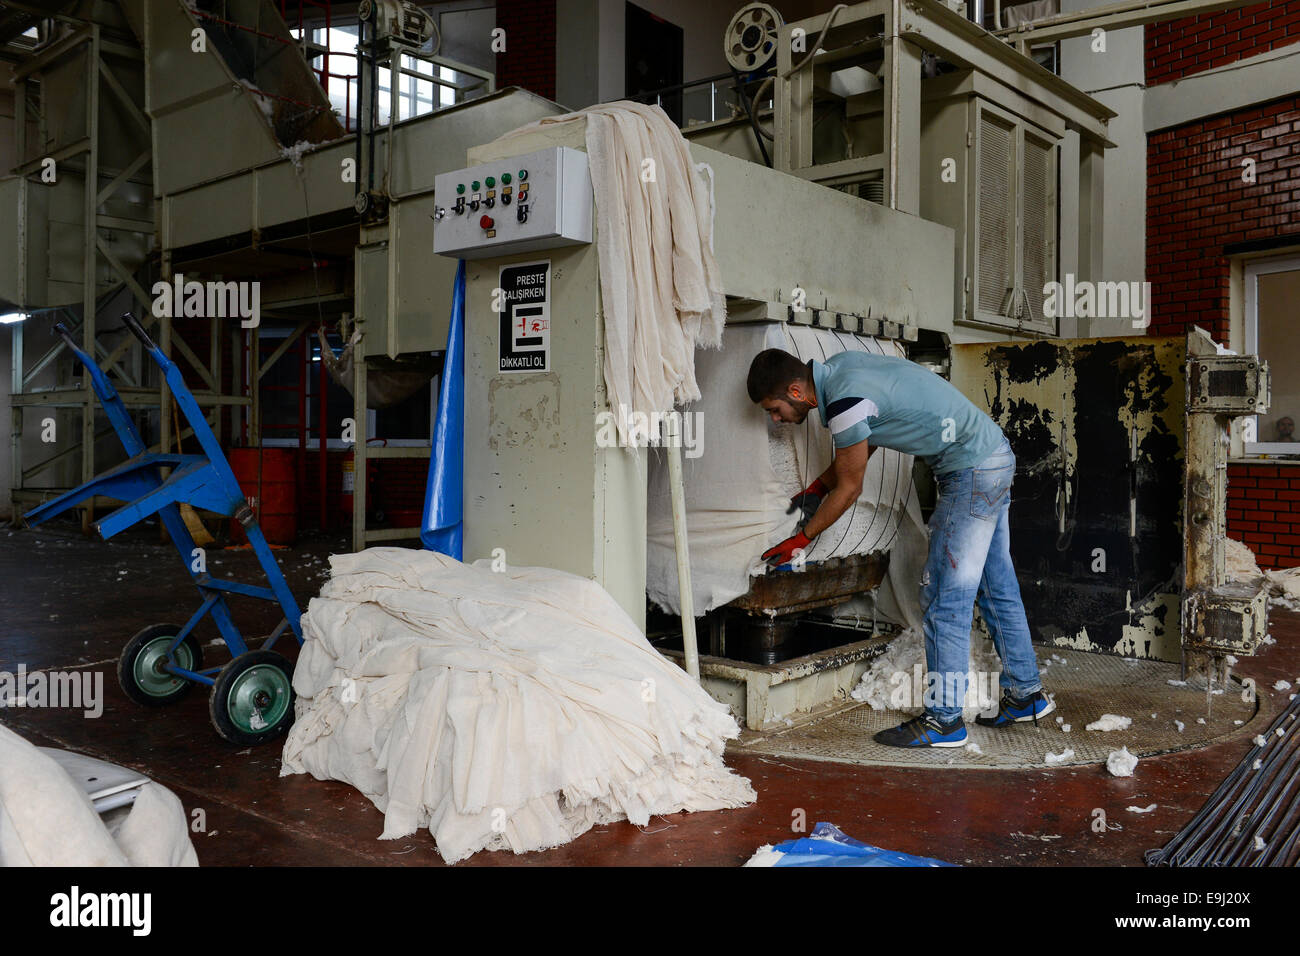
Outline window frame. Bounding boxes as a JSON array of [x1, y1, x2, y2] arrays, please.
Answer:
[[1242, 252, 1300, 456]]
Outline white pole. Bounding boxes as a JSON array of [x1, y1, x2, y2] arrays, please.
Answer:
[[665, 412, 699, 680]]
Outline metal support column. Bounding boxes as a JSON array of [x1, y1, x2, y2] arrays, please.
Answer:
[[1077, 138, 1105, 335], [882, 0, 922, 214], [351, 344, 368, 552], [79, 24, 101, 530]]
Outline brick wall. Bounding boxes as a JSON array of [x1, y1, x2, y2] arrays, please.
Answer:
[[1226, 465, 1300, 569], [1146, 93, 1300, 569], [1146, 95, 1300, 340], [494, 0, 556, 100], [1145, 0, 1300, 85]]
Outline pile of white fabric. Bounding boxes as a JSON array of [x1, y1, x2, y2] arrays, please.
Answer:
[[281, 549, 756, 864], [493, 101, 726, 445], [0, 724, 197, 867]]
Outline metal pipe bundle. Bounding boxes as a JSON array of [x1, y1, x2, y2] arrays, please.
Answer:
[[1147, 689, 1300, 867]]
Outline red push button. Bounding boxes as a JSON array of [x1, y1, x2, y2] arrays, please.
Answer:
[[480, 214, 494, 229]]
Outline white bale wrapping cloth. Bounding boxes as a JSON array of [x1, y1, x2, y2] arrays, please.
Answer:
[[494, 101, 726, 444], [0, 724, 198, 867], [280, 548, 755, 864], [647, 323, 919, 617]]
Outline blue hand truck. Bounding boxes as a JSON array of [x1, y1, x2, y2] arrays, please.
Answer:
[[24, 313, 304, 745]]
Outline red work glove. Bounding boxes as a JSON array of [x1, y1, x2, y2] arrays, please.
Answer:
[[763, 529, 812, 568], [788, 478, 829, 523]]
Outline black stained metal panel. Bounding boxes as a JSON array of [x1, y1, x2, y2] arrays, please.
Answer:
[[953, 336, 1186, 659]]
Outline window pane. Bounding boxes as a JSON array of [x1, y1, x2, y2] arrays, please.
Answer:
[[1257, 269, 1300, 445]]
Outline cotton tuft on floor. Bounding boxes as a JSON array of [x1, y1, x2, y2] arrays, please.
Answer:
[[281, 548, 756, 863]]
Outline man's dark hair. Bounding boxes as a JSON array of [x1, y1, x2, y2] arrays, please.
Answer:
[[747, 349, 810, 403]]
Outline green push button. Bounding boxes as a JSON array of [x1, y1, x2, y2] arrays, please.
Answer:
[[501, 173, 512, 185], [471, 180, 480, 191], [486, 176, 496, 188], [456, 183, 465, 194]]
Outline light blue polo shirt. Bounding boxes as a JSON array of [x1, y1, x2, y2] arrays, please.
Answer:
[[809, 352, 1004, 475]]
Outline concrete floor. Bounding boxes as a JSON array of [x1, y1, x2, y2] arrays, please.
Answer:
[[2, 521, 1297, 867]]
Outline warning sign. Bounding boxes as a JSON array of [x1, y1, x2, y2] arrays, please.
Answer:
[[498, 260, 551, 373]]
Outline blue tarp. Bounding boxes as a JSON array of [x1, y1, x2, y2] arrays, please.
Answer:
[[764, 822, 956, 867], [421, 260, 465, 558]]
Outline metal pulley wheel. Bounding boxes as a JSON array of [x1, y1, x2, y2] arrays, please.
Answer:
[[725, 3, 783, 73]]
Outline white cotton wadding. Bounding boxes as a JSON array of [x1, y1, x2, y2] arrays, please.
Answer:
[[1197, 717, 1207, 725], [1254, 835, 1267, 852], [1235, 720, 1244, 725], [1061, 724, 1071, 732], [1167, 679, 1188, 687], [1274, 680, 1293, 691], [1086, 714, 1132, 732], [1150, 713, 1158, 719], [848, 627, 1002, 718], [1044, 748, 1074, 766], [236, 79, 276, 123], [280, 140, 313, 171], [1106, 747, 1139, 777], [1254, 735, 1268, 746], [1224, 538, 1261, 580], [1055, 716, 1064, 724], [743, 845, 784, 867], [1127, 804, 1157, 814], [1262, 634, 1276, 645], [965, 742, 983, 755], [1253, 758, 1262, 770], [1174, 720, 1185, 732], [249, 711, 267, 731], [1225, 655, 1239, 666]]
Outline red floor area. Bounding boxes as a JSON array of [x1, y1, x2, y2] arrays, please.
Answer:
[[2, 525, 1296, 866]]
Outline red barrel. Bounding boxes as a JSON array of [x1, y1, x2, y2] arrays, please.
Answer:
[[228, 447, 298, 545]]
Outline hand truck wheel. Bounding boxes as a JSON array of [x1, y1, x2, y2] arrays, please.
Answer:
[[209, 650, 295, 745], [118, 624, 205, 707]]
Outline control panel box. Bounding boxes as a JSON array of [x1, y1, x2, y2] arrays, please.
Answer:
[[433, 146, 593, 259]]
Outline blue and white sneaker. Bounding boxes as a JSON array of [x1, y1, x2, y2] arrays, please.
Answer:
[[975, 689, 1055, 727], [873, 713, 968, 748]]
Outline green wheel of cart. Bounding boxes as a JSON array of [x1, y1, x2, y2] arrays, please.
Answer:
[[118, 624, 204, 707], [209, 650, 295, 745]]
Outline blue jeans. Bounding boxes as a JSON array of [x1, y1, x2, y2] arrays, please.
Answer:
[[921, 436, 1042, 723]]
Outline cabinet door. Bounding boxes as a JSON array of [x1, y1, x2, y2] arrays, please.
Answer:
[[1017, 126, 1058, 334], [967, 100, 1060, 335], [971, 102, 1018, 326]]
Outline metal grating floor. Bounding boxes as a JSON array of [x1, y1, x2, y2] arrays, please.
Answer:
[[731, 646, 1262, 769]]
